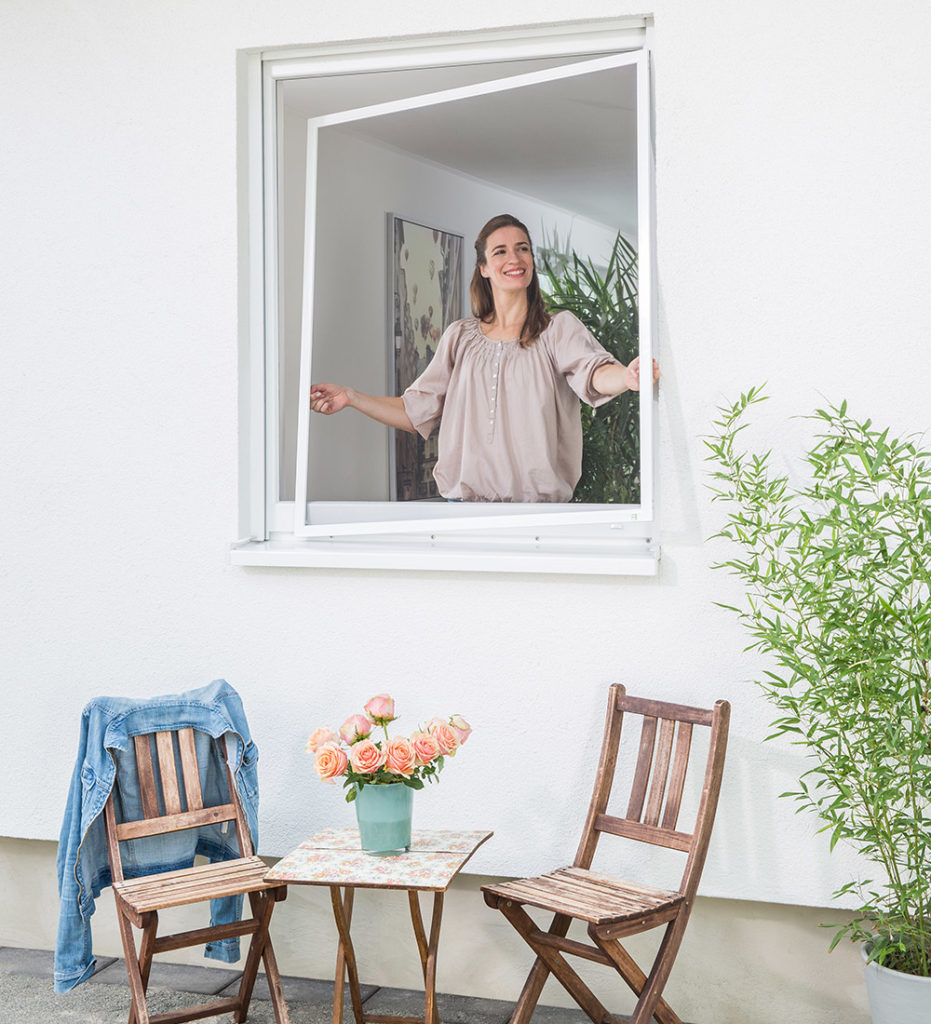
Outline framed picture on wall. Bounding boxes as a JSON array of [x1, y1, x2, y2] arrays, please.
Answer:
[[388, 214, 464, 501]]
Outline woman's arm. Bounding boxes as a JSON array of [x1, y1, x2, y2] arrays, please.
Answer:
[[310, 383, 416, 433], [591, 357, 660, 397]]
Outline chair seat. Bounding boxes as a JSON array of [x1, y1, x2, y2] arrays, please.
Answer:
[[114, 855, 276, 914], [484, 866, 683, 927]]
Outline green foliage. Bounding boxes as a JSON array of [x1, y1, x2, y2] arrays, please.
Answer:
[[342, 756, 443, 801], [705, 387, 931, 976], [539, 233, 640, 504]]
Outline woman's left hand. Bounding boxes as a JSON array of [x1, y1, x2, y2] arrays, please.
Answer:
[[623, 356, 660, 391]]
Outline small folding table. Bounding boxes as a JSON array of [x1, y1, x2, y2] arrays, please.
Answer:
[[265, 827, 492, 1024]]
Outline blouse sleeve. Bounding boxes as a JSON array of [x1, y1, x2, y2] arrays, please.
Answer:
[[401, 321, 461, 439], [546, 310, 620, 408]]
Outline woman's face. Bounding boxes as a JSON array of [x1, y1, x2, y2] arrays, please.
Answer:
[[480, 226, 534, 295]]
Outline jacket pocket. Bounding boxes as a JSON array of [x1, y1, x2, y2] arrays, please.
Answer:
[[237, 740, 259, 800], [79, 764, 98, 816]]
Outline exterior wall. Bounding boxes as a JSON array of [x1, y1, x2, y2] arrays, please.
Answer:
[[3, 2, 929, 1022]]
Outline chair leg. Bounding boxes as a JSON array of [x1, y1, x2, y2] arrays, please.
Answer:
[[499, 901, 610, 1024], [509, 959, 552, 1024], [506, 911, 572, 1024], [590, 922, 684, 1024], [233, 891, 279, 1024], [114, 900, 154, 1024], [627, 916, 691, 1024], [131, 913, 159, 1024]]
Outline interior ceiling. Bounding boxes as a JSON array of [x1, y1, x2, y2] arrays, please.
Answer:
[[282, 57, 638, 231]]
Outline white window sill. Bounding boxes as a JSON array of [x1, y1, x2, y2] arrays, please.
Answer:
[[230, 534, 660, 576]]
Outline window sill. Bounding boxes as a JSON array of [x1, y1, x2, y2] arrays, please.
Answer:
[[230, 534, 660, 576]]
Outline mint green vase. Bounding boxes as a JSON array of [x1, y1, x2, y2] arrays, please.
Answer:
[[355, 783, 413, 854]]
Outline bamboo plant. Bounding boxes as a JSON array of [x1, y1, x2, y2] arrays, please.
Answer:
[[538, 232, 640, 504], [705, 386, 931, 976]]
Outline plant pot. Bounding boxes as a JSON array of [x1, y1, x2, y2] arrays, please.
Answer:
[[354, 783, 413, 854], [862, 945, 931, 1023]]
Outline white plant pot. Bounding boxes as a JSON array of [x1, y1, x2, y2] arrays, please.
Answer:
[[862, 945, 931, 1023]]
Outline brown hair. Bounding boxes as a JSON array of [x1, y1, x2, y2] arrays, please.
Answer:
[[469, 214, 550, 348]]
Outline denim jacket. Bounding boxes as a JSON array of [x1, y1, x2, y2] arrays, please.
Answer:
[[54, 679, 261, 993]]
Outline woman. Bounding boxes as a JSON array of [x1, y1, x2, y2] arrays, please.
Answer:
[[310, 213, 656, 502]]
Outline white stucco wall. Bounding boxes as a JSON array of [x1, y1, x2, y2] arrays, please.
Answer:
[[2, 3, 929, 1021]]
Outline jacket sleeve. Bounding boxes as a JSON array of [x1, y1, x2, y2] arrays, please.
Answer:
[[54, 708, 101, 993]]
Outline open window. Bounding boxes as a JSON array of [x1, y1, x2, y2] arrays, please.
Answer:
[[236, 22, 658, 573]]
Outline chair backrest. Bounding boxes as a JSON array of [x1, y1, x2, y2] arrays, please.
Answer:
[[574, 685, 730, 899], [104, 728, 253, 882]]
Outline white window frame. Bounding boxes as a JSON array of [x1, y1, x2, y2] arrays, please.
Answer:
[[234, 19, 659, 575]]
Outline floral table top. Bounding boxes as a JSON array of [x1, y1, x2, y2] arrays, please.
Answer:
[[265, 828, 492, 890]]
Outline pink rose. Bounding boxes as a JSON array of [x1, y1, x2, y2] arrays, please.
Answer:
[[412, 732, 440, 765], [448, 714, 472, 744], [349, 739, 387, 774], [314, 743, 348, 783], [305, 727, 337, 753], [339, 714, 372, 745], [430, 722, 460, 757], [364, 693, 397, 725], [385, 736, 416, 777]]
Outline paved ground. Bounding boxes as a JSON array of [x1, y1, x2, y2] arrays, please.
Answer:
[[0, 946, 595, 1024]]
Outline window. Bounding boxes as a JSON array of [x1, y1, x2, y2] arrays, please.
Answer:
[[235, 20, 658, 574]]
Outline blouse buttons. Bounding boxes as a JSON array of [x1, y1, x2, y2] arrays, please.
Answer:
[[489, 344, 503, 441]]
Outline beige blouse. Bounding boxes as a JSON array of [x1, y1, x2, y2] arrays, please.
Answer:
[[401, 311, 619, 502]]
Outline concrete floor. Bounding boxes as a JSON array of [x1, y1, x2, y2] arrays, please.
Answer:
[[0, 945, 597, 1024]]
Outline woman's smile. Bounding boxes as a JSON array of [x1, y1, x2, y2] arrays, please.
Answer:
[[481, 225, 534, 292]]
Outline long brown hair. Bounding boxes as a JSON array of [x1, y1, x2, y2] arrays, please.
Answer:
[[469, 214, 550, 348]]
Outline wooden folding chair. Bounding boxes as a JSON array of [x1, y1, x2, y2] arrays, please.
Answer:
[[483, 685, 729, 1024], [103, 727, 290, 1024]]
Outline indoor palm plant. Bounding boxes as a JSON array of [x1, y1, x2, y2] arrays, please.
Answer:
[[705, 387, 931, 1019], [539, 232, 640, 504]]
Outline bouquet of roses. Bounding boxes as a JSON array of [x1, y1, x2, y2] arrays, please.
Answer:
[[306, 693, 471, 802]]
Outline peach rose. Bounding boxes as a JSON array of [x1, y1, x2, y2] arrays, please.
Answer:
[[349, 739, 387, 774], [430, 722, 460, 757], [364, 693, 396, 725], [385, 736, 416, 777], [448, 714, 472, 744], [305, 727, 337, 753], [314, 743, 348, 783], [412, 732, 440, 765], [339, 713, 372, 745]]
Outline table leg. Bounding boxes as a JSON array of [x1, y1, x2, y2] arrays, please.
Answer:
[[331, 887, 365, 1024], [407, 891, 443, 1024]]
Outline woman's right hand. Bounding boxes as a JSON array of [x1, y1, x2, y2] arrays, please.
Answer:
[[310, 382, 352, 415], [310, 384, 416, 433]]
